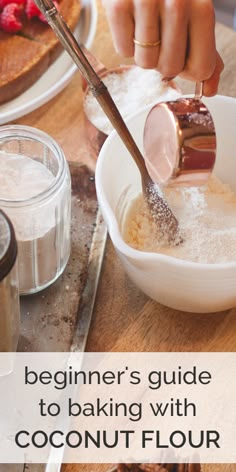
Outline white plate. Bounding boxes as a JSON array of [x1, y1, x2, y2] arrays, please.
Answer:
[[0, 0, 97, 124]]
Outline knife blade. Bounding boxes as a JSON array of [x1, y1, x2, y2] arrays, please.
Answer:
[[45, 209, 107, 472], [21, 209, 107, 472]]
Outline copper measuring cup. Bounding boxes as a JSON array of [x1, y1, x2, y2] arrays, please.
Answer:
[[143, 82, 216, 186]]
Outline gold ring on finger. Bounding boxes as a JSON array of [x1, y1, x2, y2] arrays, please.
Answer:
[[133, 38, 161, 48]]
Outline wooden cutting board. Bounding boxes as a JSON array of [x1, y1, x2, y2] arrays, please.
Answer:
[[14, 2, 236, 471], [63, 464, 236, 472]]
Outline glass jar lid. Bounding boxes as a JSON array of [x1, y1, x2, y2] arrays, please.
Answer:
[[0, 210, 17, 282]]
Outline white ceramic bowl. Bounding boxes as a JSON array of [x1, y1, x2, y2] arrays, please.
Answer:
[[95, 95, 236, 313]]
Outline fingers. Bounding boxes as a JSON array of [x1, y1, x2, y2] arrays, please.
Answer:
[[157, 0, 188, 79], [102, 0, 224, 96], [101, 0, 134, 57], [180, 0, 217, 82], [178, 0, 224, 95], [203, 53, 224, 96], [133, 0, 160, 68]]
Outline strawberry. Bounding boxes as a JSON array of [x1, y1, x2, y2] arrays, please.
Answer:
[[0, 0, 25, 9], [0, 2, 22, 32], [38, 8, 48, 23], [25, 0, 41, 19], [25, 0, 59, 23]]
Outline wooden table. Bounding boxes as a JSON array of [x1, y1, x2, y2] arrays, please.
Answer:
[[13, 1, 236, 471]]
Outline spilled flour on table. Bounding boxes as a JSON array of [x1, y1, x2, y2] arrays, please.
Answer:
[[123, 175, 236, 263]]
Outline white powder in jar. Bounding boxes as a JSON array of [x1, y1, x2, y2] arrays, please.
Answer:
[[0, 153, 54, 240], [84, 66, 180, 134], [0, 153, 54, 201], [123, 175, 236, 264], [0, 152, 70, 293]]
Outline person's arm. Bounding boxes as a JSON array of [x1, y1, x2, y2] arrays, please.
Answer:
[[102, 0, 224, 96]]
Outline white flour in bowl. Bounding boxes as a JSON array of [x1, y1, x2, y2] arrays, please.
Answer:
[[123, 175, 236, 264], [84, 66, 180, 134]]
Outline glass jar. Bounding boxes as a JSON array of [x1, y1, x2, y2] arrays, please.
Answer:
[[0, 210, 20, 352], [0, 125, 71, 295]]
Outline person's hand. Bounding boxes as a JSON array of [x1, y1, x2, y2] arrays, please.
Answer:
[[102, 0, 224, 96]]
